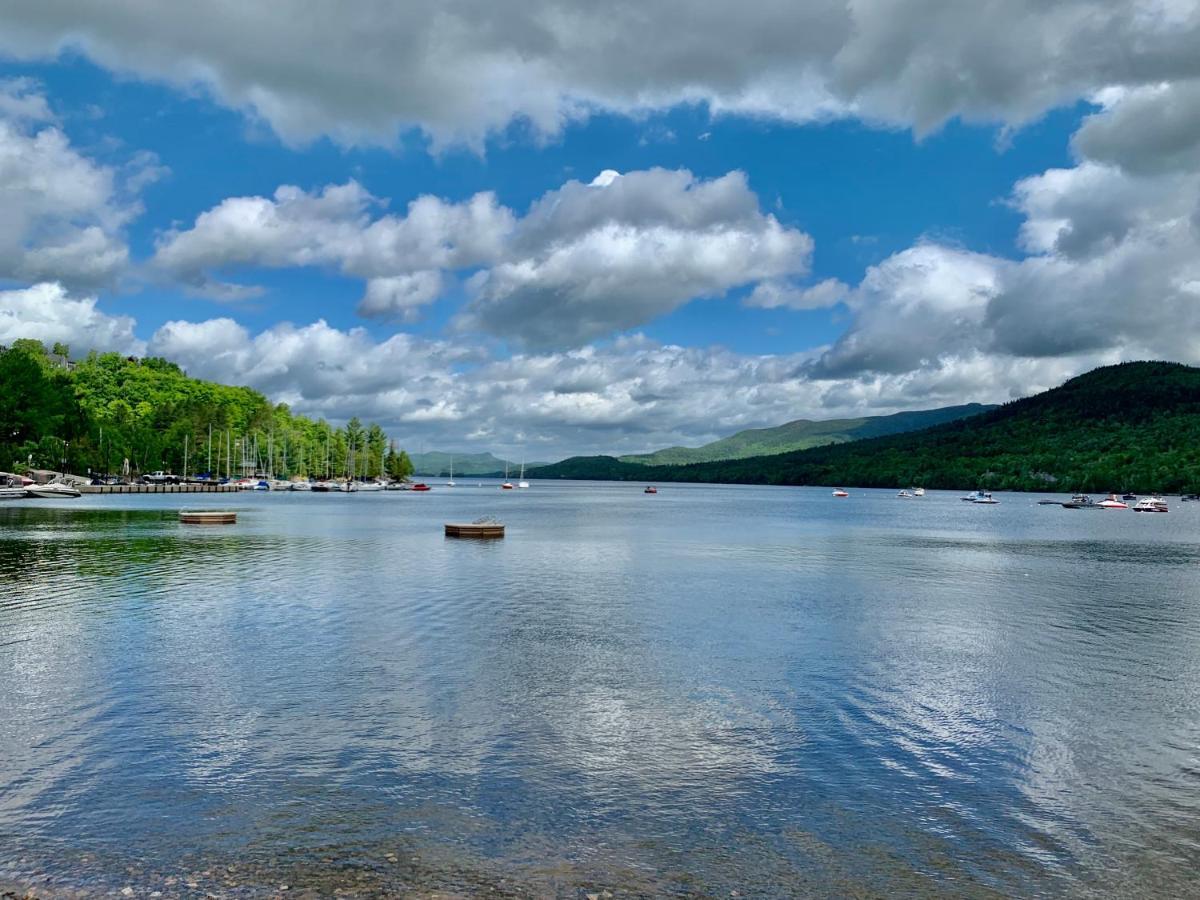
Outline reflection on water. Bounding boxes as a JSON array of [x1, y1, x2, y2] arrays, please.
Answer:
[[2, 485, 1200, 896]]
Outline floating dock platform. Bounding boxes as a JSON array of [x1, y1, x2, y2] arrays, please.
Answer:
[[445, 521, 505, 538], [179, 510, 237, 525], [81, 483, 240, 494]]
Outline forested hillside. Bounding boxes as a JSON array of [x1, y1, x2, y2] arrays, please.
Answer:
[[0, 339, 412, 479], [531, 362, 1200, 493], [619, 403, 993, 465]]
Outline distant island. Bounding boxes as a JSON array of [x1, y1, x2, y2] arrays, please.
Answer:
[[531, 362, 1200, 494]]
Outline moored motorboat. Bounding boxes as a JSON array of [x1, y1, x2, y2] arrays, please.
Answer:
[[897, 489, 914, 499], [832, 489, 849, 497], [1133, 496, 1169, 512], [411, 483, 431, 492], [289, 480, 312, 491], [0, 486, 28, 500], [961, 491, 981, 502], [1062, 494, 1100, 509], [1098, 494, 1128, 509], [645, 486, 657, 494], [26, 482, 82, 499], [912, 487, 925, 496], [972, 492, 999, 504]]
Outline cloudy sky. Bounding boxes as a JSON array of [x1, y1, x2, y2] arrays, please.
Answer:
[[1, 1, 1199, 459]]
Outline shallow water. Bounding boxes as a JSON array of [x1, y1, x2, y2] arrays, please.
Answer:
[[2, 483, 1200, 896]]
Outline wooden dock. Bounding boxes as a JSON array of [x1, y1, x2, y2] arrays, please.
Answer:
[[445, 521, 505, 538], [80, 483, 240, 494]]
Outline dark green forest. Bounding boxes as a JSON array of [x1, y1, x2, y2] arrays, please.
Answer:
[[0, 339, 413, 479], [531, 362, 1200, 493]]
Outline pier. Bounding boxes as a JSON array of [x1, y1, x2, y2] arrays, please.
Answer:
[[80, 483, 241, 494]]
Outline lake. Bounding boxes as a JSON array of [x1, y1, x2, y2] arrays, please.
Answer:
[[2, 483, 1199, 896]]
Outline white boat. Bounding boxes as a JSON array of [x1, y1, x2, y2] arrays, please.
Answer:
[[447, 457, 455, 487], [517, 459, 529, 489], [961, 491, 981, 502], [27, 482, 82, 499], [832, 489, 849, 497], [357, 481, 383, 492], [0, 486, 27, 500], [972, 492, 999, 504], [1133, 496, 1169, 513], [1098, 494, 1128, 509], [289, 481, 312, 491], [912, 487, 926, 497], [897, 489, 914, 499], [338, 481, 359, 493]]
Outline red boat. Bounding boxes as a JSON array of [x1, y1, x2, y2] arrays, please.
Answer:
[[411, 483, 431, 492], [644, 486, 657, 494]]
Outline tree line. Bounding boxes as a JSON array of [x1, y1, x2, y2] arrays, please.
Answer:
[[0, 339, 414, 480]]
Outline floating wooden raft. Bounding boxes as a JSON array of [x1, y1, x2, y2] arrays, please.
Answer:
[[445, 518, 504, 538], [179, 510, 237, 525]]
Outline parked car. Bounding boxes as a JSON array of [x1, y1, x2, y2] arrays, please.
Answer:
[[142, 471, 181, 484]]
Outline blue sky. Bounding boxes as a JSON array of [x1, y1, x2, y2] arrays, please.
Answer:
[[0, 3, 1197, 457]]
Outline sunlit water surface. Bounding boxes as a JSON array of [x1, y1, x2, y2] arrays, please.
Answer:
[[2, 483, 1200, 897]]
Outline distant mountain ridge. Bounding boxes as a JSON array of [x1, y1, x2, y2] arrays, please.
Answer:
[[530, 362, 1200, 494], [619, 403, 994, 465], [410, 451, 546, 476]]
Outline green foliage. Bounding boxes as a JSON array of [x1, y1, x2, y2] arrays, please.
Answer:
[[531, 362, 1200, 494], [619, 403, 995, 465], [385, 440, 414, 480], [0, 343, 409, 478]]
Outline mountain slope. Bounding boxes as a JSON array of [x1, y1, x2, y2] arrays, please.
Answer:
[[530, 362, 1200, 493], [619, 403, 993, 465], [410, 451, 546, 476]]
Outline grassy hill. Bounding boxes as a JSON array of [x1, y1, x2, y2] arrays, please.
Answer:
[[530, 362, 1200, 493], [619, 403, 992, 465]]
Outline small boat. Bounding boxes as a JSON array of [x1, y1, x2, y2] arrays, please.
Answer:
[[310, 481, 334, 493], [501, 461, 514, 489], [1062, 494, 1100, 509], [289, 481, 312, 492], [1133, 496, 1169, 513], [897, 489, 914, 499], [517, 459, 529, 489], [832, 489, 849, 497], [357, 481, 384, 492], [972, 492, 999, 504], [253, 479, 270, 491], [1122, 493, 1137, 501], [411, 483, 431, 492], [645, 486, 657, 494], [912, 487, 925, 497], [1182, 494, 1200, 502], [338, 481, 358, 493], [26, 482, 82, 499], [961, 491, 981, 502], [447, 458, 455, 488], [1098, 494, 1128, 509], [0, 485, 28, 500]]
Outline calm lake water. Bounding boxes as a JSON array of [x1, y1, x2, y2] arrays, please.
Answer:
[[2, 483, 1200, 897]]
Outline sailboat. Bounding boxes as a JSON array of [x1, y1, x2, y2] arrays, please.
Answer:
[[517, 458, 529, 489], [447, 457, 455, 487], [501, 460, 514, 490]]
